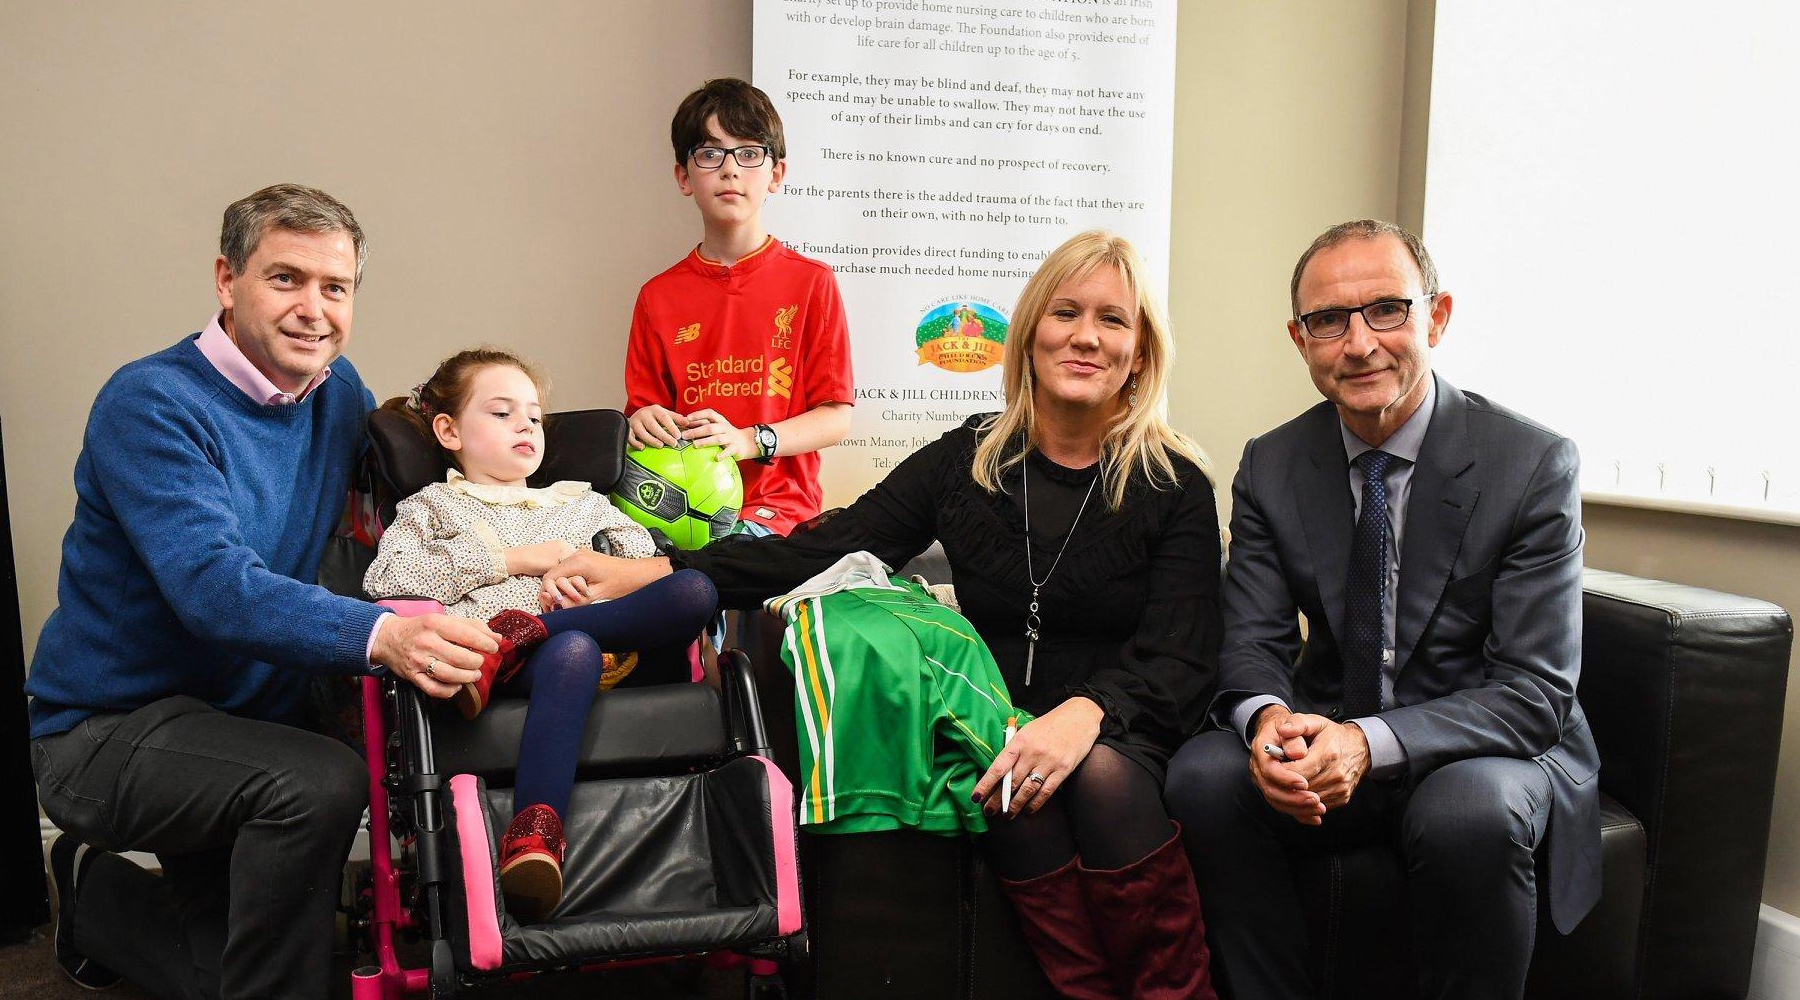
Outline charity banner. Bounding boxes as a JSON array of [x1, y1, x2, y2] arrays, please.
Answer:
[[754, 0, 1178, 502]]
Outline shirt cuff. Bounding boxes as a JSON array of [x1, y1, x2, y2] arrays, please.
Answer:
[[1231, 695, 1290, 746], [1349, 715, 1407, 779], [366, 612, 393, 676]]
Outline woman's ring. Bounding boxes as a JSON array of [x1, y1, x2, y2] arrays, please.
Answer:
[[424, 656, 440, 680], [1026, 772, 1046, 785]]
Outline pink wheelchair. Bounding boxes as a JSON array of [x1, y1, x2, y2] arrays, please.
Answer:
[[322, 408, 806, 998]]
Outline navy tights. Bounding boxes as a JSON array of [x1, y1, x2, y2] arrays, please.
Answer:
[[507, 569, 717, 818]]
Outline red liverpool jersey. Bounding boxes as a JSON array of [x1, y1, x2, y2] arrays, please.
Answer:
[[624, 237, 854, 534]]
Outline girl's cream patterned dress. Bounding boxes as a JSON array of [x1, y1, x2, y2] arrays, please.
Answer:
[[364, 469, 656, 619]]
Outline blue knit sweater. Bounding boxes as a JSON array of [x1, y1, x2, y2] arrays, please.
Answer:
[[26, 336, 386, 738]]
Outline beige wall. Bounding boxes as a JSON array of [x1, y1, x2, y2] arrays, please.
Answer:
[[1167, 1, 1412, 482], [4, 0, 1795, 912], [0, 1, 751, 654]]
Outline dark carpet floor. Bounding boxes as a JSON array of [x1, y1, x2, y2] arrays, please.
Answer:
[[0, 913, 746, 999]]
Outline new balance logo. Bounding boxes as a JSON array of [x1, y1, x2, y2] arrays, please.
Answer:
[[768, 357, 793, 399], [674, 323, 700, 345]]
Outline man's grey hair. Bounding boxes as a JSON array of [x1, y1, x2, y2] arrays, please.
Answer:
[[1289, 219, 1438, 316], [220, 183, 367, 286]]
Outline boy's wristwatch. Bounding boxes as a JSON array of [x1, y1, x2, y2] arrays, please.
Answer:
[[753, 423, 778, 464]]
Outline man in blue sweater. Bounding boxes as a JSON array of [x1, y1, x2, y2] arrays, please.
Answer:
[[26, 184, 497, 1000]]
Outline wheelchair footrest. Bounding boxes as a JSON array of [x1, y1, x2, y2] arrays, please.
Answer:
[[443, 756, 801, 973]]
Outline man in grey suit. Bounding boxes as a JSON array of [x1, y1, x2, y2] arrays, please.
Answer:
[[1165, 220, 1599, 999]]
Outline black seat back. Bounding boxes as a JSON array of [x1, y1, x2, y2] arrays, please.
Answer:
[[366, 408, 629, 527]]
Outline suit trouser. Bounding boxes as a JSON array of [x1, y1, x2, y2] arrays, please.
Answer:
[[31, 695, 367, 1000], [1165, 729, 1551, 1000]]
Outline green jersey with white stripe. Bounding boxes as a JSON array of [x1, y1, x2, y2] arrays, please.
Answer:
[[770, 577, 1028, 835]]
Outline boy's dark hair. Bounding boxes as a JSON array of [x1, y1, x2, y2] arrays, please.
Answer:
[[670, 78, 787, 165]]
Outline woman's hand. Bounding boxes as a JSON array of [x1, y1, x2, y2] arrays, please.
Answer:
[[972, 696, 1105, 819], [504, 539, 576, 578], [627, 404, 686, 449], [679, 408, 758, 461], [543, 550, 674, 602], [537, 575, 594, 612]]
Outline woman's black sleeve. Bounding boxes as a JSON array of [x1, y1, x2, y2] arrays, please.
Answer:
[[1065, 467, 1223, 747], [670, 430, 960, 609]]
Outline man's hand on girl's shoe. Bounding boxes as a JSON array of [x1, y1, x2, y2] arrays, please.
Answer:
[[374, 613, 495, 699]]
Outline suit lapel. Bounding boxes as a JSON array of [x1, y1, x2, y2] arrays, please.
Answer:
[[1296, 406, 1355, 647], [1394, 376, 1479, 673]]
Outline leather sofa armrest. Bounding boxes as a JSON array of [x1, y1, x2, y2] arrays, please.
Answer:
[[1577, 568, 1792, 1000]]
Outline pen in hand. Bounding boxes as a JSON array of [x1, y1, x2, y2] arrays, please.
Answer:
[[1261, 742, 1290, 762]]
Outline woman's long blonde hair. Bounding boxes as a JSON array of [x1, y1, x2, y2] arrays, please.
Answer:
[[971, 230, 1206, 508]]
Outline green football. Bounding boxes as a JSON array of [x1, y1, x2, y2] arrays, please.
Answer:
[[612, 440, 744, 550]]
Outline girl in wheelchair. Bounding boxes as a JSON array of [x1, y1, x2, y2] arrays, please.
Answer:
[[364, 347, 717, 920]]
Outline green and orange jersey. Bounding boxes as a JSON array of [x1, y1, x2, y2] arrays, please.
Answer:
[[624, 237, 854, 535]]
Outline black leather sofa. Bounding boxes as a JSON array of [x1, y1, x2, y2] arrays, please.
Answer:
[[748, 562, 1792, 999]]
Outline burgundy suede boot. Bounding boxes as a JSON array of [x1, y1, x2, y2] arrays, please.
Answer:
[[998, 857, 1124, 1000], [1078, 823, 1217, 1000]]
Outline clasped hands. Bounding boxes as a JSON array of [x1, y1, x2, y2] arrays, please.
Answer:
[[629, 404, 759, 462], [504, 540, 675, 612], [1249, 706, 1372, 826]]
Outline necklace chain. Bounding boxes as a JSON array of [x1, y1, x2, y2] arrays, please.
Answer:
[[1022, 457, 1098, 686]]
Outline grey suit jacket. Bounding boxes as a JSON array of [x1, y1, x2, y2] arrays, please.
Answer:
[[1212, 374, 1600, 934]]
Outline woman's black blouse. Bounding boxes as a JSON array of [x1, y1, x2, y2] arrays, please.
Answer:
[[672, 422, 1221, 777]]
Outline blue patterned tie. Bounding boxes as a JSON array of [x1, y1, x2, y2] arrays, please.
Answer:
[[1343, 450, 1392, 718]]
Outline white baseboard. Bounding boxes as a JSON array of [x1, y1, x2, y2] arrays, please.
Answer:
[[1752, 906, 1800, 1000]]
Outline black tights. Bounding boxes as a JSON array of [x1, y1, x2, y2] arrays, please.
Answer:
[[981, 743, 1174, 881]]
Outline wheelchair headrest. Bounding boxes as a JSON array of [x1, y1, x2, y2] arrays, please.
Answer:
[[366, 408, 629, 525]]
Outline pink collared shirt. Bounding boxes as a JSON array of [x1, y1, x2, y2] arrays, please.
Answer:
[[193, 310, 390, 666], [194, 310, 333, 405]]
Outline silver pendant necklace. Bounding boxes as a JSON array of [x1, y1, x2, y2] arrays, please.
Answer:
[[1022, 456, 1099, 686]]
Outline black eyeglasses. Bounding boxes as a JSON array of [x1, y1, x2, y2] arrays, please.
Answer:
[[1296, 297, 1429, 340], [688, 145, 773, 170]]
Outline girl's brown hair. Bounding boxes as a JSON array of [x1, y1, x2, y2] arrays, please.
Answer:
[[379, 347, 548, 468]]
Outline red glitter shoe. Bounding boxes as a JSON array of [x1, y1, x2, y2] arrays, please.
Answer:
[[452, 610, 549, 719], [499, 804, 565, 922]]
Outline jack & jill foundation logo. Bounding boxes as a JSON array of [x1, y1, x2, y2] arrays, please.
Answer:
[[915, 297, 1009, 373]]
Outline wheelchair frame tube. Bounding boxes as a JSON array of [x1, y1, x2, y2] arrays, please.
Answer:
[[720, 648, 772, 758], [395, 685, 450, 940], [360, 677, 430, 997]]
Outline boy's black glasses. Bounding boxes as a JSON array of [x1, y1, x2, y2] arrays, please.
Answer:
[[689, 145, 773, 170], [1297, 297, 1428, 340]]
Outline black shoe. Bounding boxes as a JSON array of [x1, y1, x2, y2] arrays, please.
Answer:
[[48, 834, 122, 990]]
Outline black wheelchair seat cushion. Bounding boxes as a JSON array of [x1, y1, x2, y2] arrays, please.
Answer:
[[445, 756, 800, 971], [432, 682, 731, 783], [367, 408, 628, 526]]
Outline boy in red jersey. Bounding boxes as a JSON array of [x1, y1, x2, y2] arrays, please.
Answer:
[[624, 78, 854, 536]]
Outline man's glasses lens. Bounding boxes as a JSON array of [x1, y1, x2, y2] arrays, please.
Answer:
[[691, 145, 770, 169], [1301, 298, 1417, 339]]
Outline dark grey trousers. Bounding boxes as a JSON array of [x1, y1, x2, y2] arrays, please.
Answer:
[[1165, 729, 1551, 1000], [31, 696, 366, 1000]]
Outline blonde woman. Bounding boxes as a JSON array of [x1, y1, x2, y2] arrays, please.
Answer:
[[553, 231, 1219, 998]]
